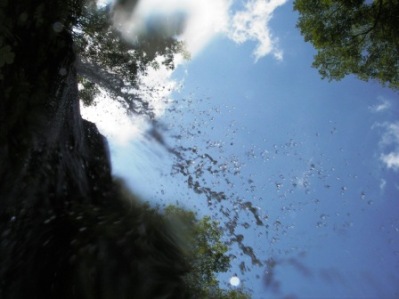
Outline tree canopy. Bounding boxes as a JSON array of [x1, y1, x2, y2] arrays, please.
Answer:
[[294, 0, 399, 89], [73, 0, 189, 116], [164, 205, 250, 299]]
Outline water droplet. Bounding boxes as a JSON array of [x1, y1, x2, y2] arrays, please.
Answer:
[[59, 67, 67, 76], [229, 276, 240, 287], [52, 21, 64, 33]]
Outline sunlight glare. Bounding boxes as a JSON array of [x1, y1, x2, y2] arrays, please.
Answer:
[[229, 276, 240, 287]]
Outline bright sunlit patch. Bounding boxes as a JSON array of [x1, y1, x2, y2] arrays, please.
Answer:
[[80, 90, 143, 146], [135, 56, 181, 115], [80, 59, 180, 146], [96, 0, 111, 8], [229, 276, 240, 287]]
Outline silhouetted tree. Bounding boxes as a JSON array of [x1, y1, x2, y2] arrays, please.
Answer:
[[74, 1, 189, 116]]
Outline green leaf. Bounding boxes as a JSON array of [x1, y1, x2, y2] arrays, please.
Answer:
[[294, 0, 399, 89]]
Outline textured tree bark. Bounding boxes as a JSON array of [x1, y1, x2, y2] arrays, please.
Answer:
[[0, 1, 188, 298], [0, 0, 113, 207], [0, 1, 114, 296]]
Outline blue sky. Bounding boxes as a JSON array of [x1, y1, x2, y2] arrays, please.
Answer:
[[84, 1, 399, 298]]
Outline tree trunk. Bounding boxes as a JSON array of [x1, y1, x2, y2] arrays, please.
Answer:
[[0, 2, 189, 298]]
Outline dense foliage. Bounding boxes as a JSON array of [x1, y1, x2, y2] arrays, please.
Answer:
[[164, 206, 250, 299], [294, 0, 399, 89]]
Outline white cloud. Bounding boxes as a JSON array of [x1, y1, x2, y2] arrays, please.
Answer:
[[378, 122, 399, 171], [228, 0, 287, 61], [380, 152, 399, 171], [370, 96, 391, 113], [380, 122, 399, 146], [181, 0, 230, 57], [379, 178, 387, 191]]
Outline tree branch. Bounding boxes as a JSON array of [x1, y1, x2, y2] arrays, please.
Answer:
[[76, 59, 154, 117]]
